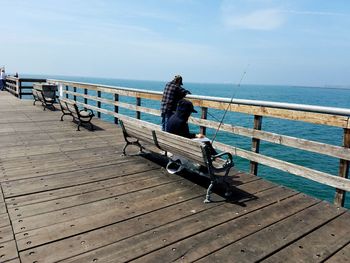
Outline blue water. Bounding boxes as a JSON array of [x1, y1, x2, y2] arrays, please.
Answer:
[[23, 74, 350, 208]]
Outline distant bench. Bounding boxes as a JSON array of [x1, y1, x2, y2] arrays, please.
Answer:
[[119, 117, 233, 203], [58, 98, 95, 131], [33, 89, 56, 110]]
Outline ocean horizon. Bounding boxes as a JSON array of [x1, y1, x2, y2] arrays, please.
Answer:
[[20, 73, 350, 208]]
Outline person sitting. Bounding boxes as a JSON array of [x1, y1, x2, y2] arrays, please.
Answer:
[[165, 99, 217, 174], [166, 99, 203, 139]]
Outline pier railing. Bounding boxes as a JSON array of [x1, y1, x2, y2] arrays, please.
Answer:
[[39, 79, 350, 207], [5, 76, 47, 99]]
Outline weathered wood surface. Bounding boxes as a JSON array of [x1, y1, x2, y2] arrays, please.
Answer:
[[0, 91, 349, 263]]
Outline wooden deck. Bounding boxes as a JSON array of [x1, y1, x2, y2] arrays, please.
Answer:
[[0, 91, 349, 263]]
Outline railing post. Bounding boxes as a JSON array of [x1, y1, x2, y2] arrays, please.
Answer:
[[334, 128, 350, 207], [136, 97, 141, 119], [97, 90, 101, 118], [84, 88, 88, 104], [73, 87, 77, 101], [65, 86, 69, 99], [17, 79, 21, 99], [200, 107, 208, 135], [114, 94, 119, 124], [250, 115, 263, 175]]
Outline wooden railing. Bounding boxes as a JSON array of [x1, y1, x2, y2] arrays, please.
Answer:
[[41, 79, 349, 207], [5, 76, 47, 98]]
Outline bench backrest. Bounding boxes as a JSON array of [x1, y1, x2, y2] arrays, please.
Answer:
[[58, 98, 78, 115], [33, 89, 44, 100], [153, 130, 206, 166], [119, 117, 160, 145], [119, 117, 206, 165]]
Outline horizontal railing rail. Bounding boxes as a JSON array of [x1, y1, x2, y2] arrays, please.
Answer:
[[41, 79, 349, 207], [5, 76, 47, 98]]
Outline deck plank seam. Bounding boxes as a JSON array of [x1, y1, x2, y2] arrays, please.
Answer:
[[323, 239, 350, 262], [15, 193, 214, 255], [5, 172, 177, 209], [59, 186, 292, 263], [8, 177, 186, 221], [189, 196, 322, 263], [118, 188, 302, 262], [257, 208, 348, 262], [1, 158, 143, 186]]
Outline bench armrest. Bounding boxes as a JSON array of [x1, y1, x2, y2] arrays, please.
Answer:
[[209, 151, 233, 173]]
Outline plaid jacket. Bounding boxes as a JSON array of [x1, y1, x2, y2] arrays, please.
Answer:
[[160, 80, 190, 114]]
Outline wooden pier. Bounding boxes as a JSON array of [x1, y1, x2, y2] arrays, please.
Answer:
[[0, 91, 349, 263]]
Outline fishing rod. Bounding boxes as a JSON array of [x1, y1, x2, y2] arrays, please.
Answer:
[[211, 65, 249, 144]]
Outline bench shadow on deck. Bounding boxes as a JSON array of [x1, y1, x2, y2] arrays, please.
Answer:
[[0, 91, 349, 263]]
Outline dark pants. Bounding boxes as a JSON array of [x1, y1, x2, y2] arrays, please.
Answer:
[[161, 111, 174, 131], [0, 80, 5, 91]]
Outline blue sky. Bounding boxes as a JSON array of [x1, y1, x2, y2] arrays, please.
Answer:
[[1, 0, 350, 86]]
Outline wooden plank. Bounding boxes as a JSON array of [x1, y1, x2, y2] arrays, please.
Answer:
[[192, 202, 346, 263], [198, 100, 349, 128], [0, 240, 18, 262], [2, 159, 159, 197], [5, 168, 167, 208], [0, 213, 10, 228], [214, 142, 350, 192], [262, 212, 350, 262], [1, 146, 120, 169], [15, 173, 258, 254], [133, 193, 319, 263], [190, 116, 350, 161], [19, 180, 285, 263], [2, 156, 129, 182], [63, 90, 160, 116], [0, 140, 116, 159], [325, 243, 350, 263], [55, 81, 162, 101], [58, 187, 304, 263], [1, 148, 126, 179], [8, 170, 180, 219], [0, 202, 6, 215], [15, 179, 205, 251], [12, 179, 197, 235], [0, 225, 14, 243]]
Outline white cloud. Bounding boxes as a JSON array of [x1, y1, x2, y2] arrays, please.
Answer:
[[285, 10, 346, 17], [223, 8, 286, 30]]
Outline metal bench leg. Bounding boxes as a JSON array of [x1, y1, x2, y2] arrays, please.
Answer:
[[204, 180, 215, 203], [224, 181, 232, 197], [77, 120, 81, 131], [122, 140, 143, 156]]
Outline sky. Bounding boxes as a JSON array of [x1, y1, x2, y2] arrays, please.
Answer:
[[1, 0, 350, 86]]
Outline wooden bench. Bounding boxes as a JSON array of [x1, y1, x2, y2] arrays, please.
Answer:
[[58, 98, 95, 131], [119, 117, 233, 203], [33, 89, 56, 110]]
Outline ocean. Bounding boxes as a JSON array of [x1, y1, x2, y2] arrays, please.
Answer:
[[22, 74, 350, 208]]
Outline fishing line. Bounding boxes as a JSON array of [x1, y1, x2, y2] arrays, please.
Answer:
[[206, 111, 222, 122], [211, 65, 249, 144]]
